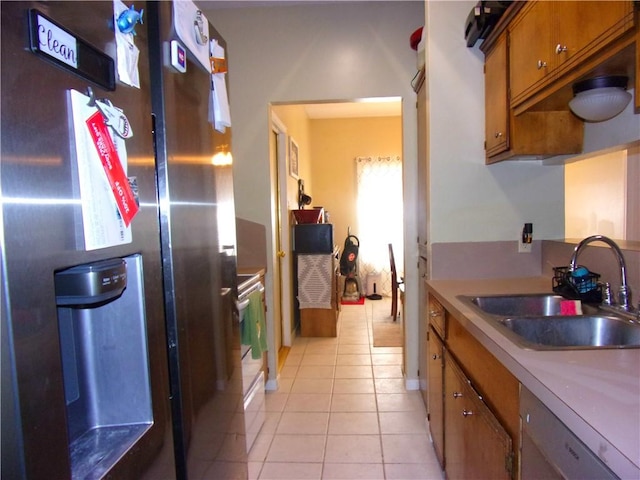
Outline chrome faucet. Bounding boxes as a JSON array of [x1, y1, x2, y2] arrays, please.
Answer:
[[570, 235, 632, 311]]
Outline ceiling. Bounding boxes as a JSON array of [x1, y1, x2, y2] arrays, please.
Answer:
[[302, 100, 402, 119]]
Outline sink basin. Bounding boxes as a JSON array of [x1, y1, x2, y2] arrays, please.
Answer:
[[497, 315, 640, 350], [468, 294, 576, 317], [458, 294, 640, 350]]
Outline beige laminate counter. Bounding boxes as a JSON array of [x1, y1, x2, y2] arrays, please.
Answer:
[[426, 277, 640, 480]]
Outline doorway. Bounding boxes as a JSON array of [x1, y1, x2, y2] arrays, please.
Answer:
[[270, 98, 404, 370], [269, 113, 293, 370]]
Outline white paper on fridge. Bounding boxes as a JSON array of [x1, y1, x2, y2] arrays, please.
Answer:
[[113, 0, 141, 88], [68, 89, 133, 251], [173, 0, 211, 71], [209, 39, 231, 133]]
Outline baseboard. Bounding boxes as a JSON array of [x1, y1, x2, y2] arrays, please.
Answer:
[[405, 378, 420, 391]]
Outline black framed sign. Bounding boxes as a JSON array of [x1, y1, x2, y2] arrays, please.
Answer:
[[28, 9, 115, 91]]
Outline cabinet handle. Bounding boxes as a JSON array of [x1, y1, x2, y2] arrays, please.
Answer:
[[429, 310, 441, 318], [494, 132, 503, 139], [432, 354, 441, 360], [555, 44, 568, 54], [462, 409, 474, 417], [537, 60, 547, 70], [452, 392, 463, 399]]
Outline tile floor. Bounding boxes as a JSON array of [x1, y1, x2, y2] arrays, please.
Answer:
[[248, 298, 445, 479]]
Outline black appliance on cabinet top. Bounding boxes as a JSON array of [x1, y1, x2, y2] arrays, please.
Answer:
[[293, 224, 334, 253], [465, 1, 512, 47]]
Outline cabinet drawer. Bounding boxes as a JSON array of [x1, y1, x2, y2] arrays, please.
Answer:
[[428, 295, 446, 339]]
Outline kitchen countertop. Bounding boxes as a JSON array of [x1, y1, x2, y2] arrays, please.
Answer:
[[426, 276, 640, 480]]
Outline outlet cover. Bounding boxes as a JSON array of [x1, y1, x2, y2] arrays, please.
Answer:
[[518, 239, 532, 253]]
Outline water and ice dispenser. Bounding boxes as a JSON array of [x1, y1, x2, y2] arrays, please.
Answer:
[[55, 254, 153, 478]]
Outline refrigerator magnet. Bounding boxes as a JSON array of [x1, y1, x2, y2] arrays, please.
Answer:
[[171, 40, 187, 73]]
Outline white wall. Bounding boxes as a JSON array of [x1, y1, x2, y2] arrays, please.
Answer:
[[202, 2, 424, 385], [425, 1, 565, 244]]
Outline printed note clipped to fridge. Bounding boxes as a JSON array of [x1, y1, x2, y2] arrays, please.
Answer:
[[68, 89, 139, 251]]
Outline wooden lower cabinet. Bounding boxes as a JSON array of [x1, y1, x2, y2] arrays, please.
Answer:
[[425, 292, 519, 479], [427, 328, 445, 467], [444, 354, 513, 480]]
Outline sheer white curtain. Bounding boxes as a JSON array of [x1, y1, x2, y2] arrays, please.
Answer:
[[356, 156, 403, 296]]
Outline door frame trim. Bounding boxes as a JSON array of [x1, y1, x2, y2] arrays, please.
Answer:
[[271, 112, 293, 349]]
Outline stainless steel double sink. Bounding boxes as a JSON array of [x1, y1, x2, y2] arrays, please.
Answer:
[[458, 293, 640, 350]]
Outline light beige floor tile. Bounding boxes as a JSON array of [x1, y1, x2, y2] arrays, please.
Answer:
[[331, 393, 377, 412], [322, 463, 384, 479], [301, 354, 337, 366], [340, 326, 369, 335], [265, 392, 288, 413], [248, 461, 263, 480], [276, 377, 294, 393], [259, 462, 323, 480], [297, 365, 335, 379], [373, 365, 403, 378], [247, 431, 273, 462], [377, 393, 425, 412], [384, 462, 444, 480], [284, 354, 303, 367], [260, 411, 282, 434], [276, 412, 329, 435], [333, 378, 375, 394], [280, 365, 299, 378], [374, 378, 407, 394], [334, 365, 373, 379], [265, 434, 326, 463], [371, 346, 402, 354], [285, 393, 331, 412], [291, 378, 333, 394], [381, 434, 433, 463], [371, 353, 402, 366], [328, 412, 379, 434], [336, 354, 372, 366], [337, 344, 370, 354], [303, 345, 339, 356], [338, 334, 370, 345], [324, 435, 383, 463], [379, 411, 428, 434]]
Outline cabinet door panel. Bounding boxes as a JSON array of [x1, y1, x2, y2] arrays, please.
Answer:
[[427, 330, 444, 467], [445, 355, 513, 480], [509, 1, 553, 101], [485, 33, 509, 156], [444, 355, 467, 480], [554, 1, 632, 66]]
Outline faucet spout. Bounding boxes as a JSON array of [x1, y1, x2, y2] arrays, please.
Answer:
[[570, 235, 631, 310]]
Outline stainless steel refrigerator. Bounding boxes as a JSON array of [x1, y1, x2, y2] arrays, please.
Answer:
[[1, 2, 247, 478]]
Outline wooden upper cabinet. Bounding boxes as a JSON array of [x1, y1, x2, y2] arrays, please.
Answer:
[[509, 0, 635, 109], [484, 33, 509, 157], [555, 1, 633, 66], [483, 30, 583, 164], [509, 1, 553, 102]]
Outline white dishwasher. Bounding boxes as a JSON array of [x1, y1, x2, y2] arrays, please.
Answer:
[[520, 387, 618, 479]]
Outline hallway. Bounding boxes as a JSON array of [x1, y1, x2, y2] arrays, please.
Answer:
[[248, 299, 444, 479]]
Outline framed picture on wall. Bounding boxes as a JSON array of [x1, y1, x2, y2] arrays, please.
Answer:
[[289, 137, 299, 179]]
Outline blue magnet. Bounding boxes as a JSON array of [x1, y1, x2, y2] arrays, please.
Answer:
[[117, 5, 143, 35]]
